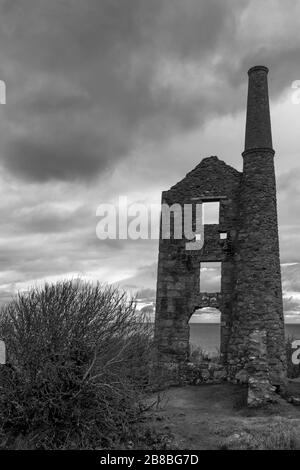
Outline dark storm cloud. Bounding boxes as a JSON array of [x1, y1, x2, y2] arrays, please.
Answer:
[[5, 131, 122, 182], [1, 0, 299, 182], [20, 86, 92, 115], [16, 204, 89, 235], [0, 0, 258, 182], [0, 0, 300, 305]]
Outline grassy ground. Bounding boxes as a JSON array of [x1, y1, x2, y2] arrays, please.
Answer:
[[146, 383, 300, 450]]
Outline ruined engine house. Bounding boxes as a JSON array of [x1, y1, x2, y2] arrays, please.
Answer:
[[154, 66, 286, 386]]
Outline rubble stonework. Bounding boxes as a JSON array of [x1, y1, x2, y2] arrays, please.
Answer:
[[246, 330, 279, 407], [154, 66, 286, 394]]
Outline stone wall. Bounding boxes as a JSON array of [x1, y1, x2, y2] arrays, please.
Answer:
[[153, 66, 286, 393], [246, 330, 279, 407], [227, 150, 286, 385], [180, 361, 227, 386], [154, 156, 241, 373]]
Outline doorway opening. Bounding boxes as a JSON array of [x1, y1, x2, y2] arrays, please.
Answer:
[[188, 308, 221, 361]]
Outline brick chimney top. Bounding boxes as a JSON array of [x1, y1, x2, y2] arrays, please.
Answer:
[[243, 65, 274, 156], [248, 65, 269, 75]]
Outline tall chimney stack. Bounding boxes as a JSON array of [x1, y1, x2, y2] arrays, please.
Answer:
[[227, 66, 286, 385], [244, 65, 273, 153]]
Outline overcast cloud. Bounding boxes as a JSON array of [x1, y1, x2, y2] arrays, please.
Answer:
[[0, 0, 300, 320]]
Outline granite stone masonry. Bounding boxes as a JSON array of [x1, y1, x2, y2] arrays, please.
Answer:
[[154, 66, 286, 396]]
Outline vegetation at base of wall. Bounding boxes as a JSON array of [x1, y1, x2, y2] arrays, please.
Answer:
[[189, 345, 220, 364], [0, 281, 160, 450], [286, 335, 300, 379]]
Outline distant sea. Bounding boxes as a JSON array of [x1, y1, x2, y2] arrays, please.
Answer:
[[189, 323, 300, 355]]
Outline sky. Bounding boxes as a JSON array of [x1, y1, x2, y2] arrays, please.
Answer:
[[0, 0, 300, 322]]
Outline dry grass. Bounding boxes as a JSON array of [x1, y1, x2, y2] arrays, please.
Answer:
[[217, 416, 300, 450]]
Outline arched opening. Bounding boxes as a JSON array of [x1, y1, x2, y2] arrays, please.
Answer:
[[188, 308, 221, 361]]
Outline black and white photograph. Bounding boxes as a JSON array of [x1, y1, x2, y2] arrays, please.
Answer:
[[0, 0, 300, 458]]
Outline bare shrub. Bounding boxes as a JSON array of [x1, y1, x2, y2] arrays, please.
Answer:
[[0, 281, 154, 449]]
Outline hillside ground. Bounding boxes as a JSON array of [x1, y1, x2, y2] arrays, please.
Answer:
[[147, 382, 300, 450]]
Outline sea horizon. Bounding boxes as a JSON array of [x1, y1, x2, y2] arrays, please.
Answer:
[[188, 322, 300, 355]]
